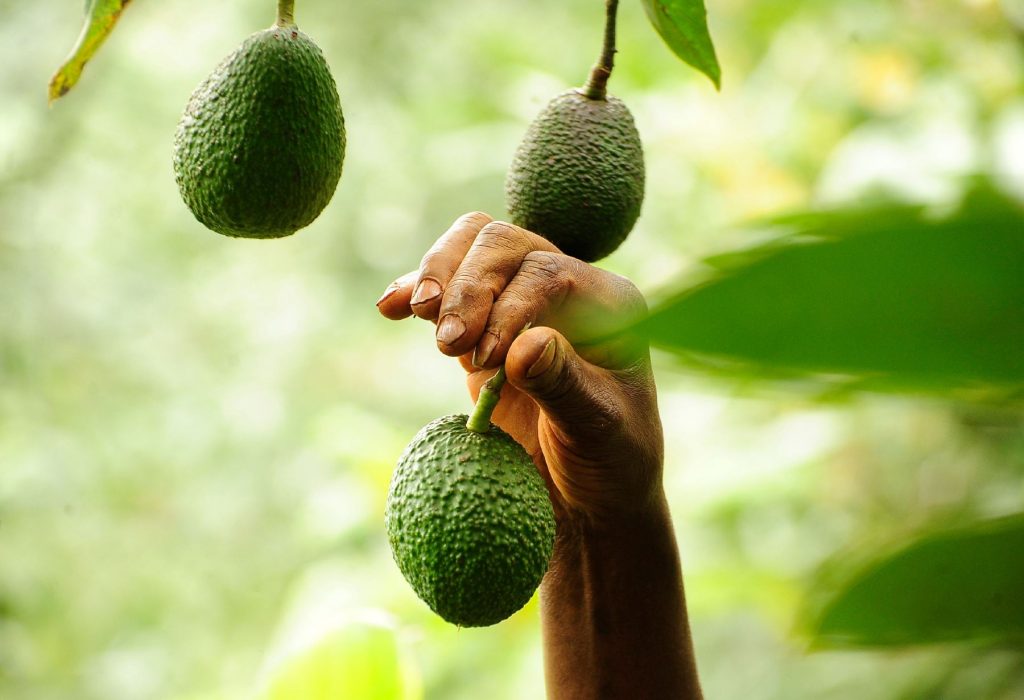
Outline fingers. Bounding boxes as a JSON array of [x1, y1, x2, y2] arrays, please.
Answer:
[[375, 270, 418, 320], [466, 250, 579, 368], [411, 211, 493, 321], [434, 221, 561, 357], [505, 327, 623, 440], [376, 213, 647, 372], [468, 250, 647, 370], [375, 211, 492, 321]]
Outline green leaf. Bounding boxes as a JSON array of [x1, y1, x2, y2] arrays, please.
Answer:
[[640, 0, 721, 88], [49, 0, 133, 104], [259, 622, 421, 700], [803, 515, 1024, 647], [637, 188, 1024, 393]]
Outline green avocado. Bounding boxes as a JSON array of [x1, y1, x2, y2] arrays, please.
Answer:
[[173, 25, 345, 238], [385, 414, 556, 627], [505, 88, 645, 262]]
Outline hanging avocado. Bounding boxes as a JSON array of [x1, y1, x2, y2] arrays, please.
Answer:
[[505, 2, 644, 261], [173, 3, 345, 238]]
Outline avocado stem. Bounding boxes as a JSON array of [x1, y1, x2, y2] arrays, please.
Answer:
[[583, 0, 619, 100], [276, 0, 296, 27], [466, 366, 507, 433]]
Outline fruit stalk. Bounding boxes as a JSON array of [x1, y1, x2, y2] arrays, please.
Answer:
[[583, 0, 619, 101], [466, 367, 507, 433], [276, 0, 295, 27]]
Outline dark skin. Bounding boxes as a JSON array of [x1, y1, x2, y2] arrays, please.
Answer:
[[377, 212, 703, 699]]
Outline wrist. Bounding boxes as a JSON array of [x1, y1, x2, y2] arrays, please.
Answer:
[[546, 489, 674, 572], [556, 484, 669, 531], [549, 465, 669, 537]]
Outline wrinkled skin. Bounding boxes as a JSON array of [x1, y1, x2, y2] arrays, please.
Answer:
[[377, 212, 703, 699], [376, 211, 662, 524]]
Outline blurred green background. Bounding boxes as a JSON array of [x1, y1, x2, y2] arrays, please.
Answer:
[[2, 0, 1023, 698]]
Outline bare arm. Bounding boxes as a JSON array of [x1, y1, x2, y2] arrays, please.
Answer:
[[542, 500, 701, 699], [377, 212, 702, 699]]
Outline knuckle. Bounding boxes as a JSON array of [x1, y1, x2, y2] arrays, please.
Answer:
[[441, 278, 488, 309], [520, 251, 570, 298], [458, 211, 492, 228], [476, 221, 522, 252], [452, 260, 499, 296], [418, 247, 448, 272], [613, 275, 648, 318], [521, 250, 564, 282], [500, 287, 534, 311]]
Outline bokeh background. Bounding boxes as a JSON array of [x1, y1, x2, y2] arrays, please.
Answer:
[[2, 0, 1023, 698]]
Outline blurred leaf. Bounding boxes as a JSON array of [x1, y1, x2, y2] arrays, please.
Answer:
[[260, 623, 420, 700], [49, 0, 132, 104], [640, 0, 721, 88], [803, 515, 1024, 647], [638, 189, 1024, 392]]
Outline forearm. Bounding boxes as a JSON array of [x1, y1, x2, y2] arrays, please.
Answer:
[[539, 495, 702, 699]]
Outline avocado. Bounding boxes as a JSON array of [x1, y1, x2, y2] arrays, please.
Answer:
[[505, 88, 645, 262], [173, 25, 345, 238], [385, 414, 556, 627]]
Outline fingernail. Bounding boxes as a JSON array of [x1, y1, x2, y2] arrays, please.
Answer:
[[472, 332, 499, 368], [411, 279, 442, 306], [526, 338, 558, 378], [436, 314, 466, 346], [375, 284, 399, 307]]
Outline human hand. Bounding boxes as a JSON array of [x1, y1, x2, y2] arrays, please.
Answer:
[[378, 213, 700, 698], [376, 212, 663, 525]]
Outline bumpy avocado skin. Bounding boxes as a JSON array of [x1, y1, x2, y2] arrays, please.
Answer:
[[505, 89, 645, 262], [173, 26, 345, 238], [385, 414, 556, 627]]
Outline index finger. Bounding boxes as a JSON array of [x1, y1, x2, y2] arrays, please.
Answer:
[[411, 211, 493, 321], [374, 211, 493, 322]]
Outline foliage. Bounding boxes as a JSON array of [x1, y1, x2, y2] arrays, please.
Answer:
[[48, 0, 722, 102], [637, 184, 1024, 394], [640, 0, 720, 87], [48, 0, 132, 103], [802, 514, 1024, 647], [637, 177, 1024, 654], [258, 620, 420, 700], [4, 0, 1024, 698]]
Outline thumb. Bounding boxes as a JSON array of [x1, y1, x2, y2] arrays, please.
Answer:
[[505, 327, 621, 439]]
